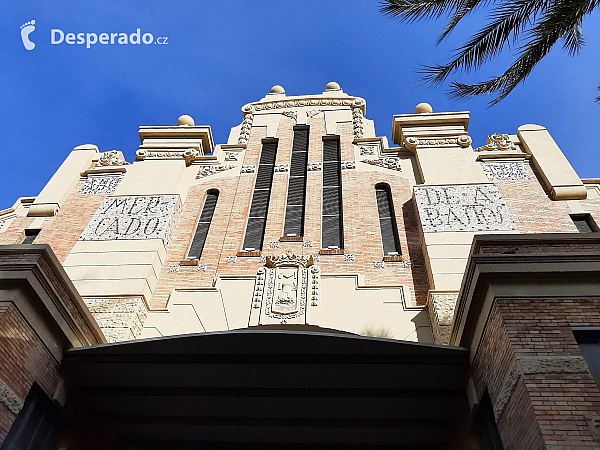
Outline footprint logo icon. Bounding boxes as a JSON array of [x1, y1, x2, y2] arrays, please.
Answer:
[[20, 20, 36, 50]]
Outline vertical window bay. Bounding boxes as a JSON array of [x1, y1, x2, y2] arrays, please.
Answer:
[[187, 190, 219, 259], [321, 138, 343, 249], [283, 128, 309, 237], [243, 141, 278, 251], [375, 184, 401, 256]]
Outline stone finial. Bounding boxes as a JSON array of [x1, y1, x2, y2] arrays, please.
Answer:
[[414, 102, 433, 114], [269, 85, 285, 94], [324, 81, 341, 91], [177, 114, 194, 126]]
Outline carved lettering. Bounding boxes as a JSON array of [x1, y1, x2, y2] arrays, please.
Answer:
[[414, 184, 516, 232]]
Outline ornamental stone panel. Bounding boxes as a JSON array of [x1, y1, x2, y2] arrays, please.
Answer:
[[79, 175, 124, 195], [481, 162, 534, 181], [414, 184, 516, 232], [80, 194, 180, 245]]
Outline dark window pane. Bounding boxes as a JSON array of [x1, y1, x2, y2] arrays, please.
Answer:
[[188, 192, 218, 259], [375, 186, 401, 256]]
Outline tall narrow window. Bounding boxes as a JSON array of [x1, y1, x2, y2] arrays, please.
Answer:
[[321, 138, 343, 249], [375, 184, 401, 256], [283, 128, 309, 237], [243, 141, 278, 251], [187, 190, 218, 259]]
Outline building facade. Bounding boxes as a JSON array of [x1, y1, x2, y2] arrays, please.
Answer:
[[1, 83, 600, 449]]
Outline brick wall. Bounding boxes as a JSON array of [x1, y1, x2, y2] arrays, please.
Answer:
[[150, 115, 429, 309], [0, 303, 60, 442], [472, 297, 600, 449]]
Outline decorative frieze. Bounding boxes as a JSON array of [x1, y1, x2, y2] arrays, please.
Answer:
[[341, 161, 356, 170], [80, 194, 181, 245], [482, 162, 533, 181], [344, 254, 355, 262], [79, 174, 124, 195], [238, 112, 254, 145], [404, 136, 472, 151], [360, 157, 402, 172], [269, 241, 280, 249], [196, 164, 236, 179], [241, 165, 256, 174], [414, 184, 516, 233], [97, 150, 129, 166], [307, 162, 322, 171], [474, 133, 518, 152], [374, 261, 385, 269], [306, 110, 323, 118], [224, 152, 238, 161], [136, 148, 199, 166], [282, 110, 298, 122], [266, 251, 313, 268], [352, 107, 364, 139], [197, 264, 207, 272], [227, 256, 238, 263], [303, 240, 313, 248], [274, 164, 289, 173], [359, 145, 377, 156]]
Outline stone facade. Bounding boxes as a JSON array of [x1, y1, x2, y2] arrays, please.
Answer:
[[1, 84, 599, 448]]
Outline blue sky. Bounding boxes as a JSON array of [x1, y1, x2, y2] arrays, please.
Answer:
[[1, 0, 599, 209]]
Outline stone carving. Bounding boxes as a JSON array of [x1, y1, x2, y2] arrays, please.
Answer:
[[402, 259, 412, 268], [79, 175, 124, 195], [252, 267, 267, 309], [360, 157, 402, 172], [311, 254, 320, 263], [80, 194, 181, 245], [352, 107, 364, 139], [84, 296, 148, 342], [344, 254, 355, 262], [474, 133, 518, 152], [414, 184, 516, 232], [307, 162, 322, 171], [374, 261, 385, 269], [494, 355, 590, 420], [482, 162, 533, 181], [259, 256, 267, 264], [269, 241, 280, 249], [197, 164, 236, 179], [428, 292, 458, 345], [266, 251, 313, 268], [98, 150, 129, 166], [241, 165, 256, 174], [359, 145, 376, 156], [282, 110, 297, 122], [197, 264, 207, 272], [224, 152, 238, 161], [306, 110, 323, 118], [169, 265, 180, 273], [404, 135, 472, 151], [136, 148, 199, 165], [303, 240, 313, 248], [310, 266, 320, 307], [238, 113, 254, 145], [0, 380, 24, 415], [227, 256, 237, 263], [341, 161, 356, 170], [274, 164, 289, 173]]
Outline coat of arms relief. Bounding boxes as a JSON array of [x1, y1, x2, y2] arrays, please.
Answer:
[[251, 251, 320, 325]]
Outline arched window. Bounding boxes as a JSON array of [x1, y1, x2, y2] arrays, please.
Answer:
[[243, 140, 278, 251], [187, 190, 219, 259], [375, 184, 401, 256]]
